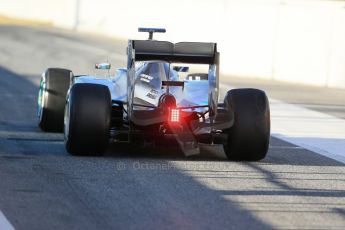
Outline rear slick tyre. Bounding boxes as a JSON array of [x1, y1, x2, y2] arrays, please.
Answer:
[[64, 83, 111, 156], [223, 88, 270, 161]]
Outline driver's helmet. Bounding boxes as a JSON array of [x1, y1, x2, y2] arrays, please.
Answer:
[[135, 61, 178, 89]]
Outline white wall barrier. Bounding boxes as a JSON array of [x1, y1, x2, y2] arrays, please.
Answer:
[[1, 0, 345, 88]]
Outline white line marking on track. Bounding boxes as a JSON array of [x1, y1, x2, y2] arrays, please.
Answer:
[[269, 146, 303, 149], [0, 211, 15, 230], [270, 99, 345, 164]]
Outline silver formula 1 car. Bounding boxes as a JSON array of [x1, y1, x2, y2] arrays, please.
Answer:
[[37, 28, 270, 160]]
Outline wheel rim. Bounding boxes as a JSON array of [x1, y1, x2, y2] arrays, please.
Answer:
[[37, 79, 46, 121], [64, 97, 70, 141]]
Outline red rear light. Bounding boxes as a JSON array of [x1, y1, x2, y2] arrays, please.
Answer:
[[169, 108, 180, 123]]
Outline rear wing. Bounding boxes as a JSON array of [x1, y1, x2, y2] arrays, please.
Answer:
[[130, 40, 217, 64], [126, 38, 220, 139]]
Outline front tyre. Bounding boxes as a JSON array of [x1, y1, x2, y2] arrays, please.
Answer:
[[64, 83, 111, 156], [223, 88, 270, 161], [38, 68, 71, 132]]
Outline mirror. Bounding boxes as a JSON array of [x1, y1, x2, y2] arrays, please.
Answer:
[[173, 66, 189, 72], [186, 73, 208, 81], [95, 63, 111, 70]]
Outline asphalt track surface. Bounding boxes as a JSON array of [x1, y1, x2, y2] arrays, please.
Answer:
[[0, 25, 345, 230]]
